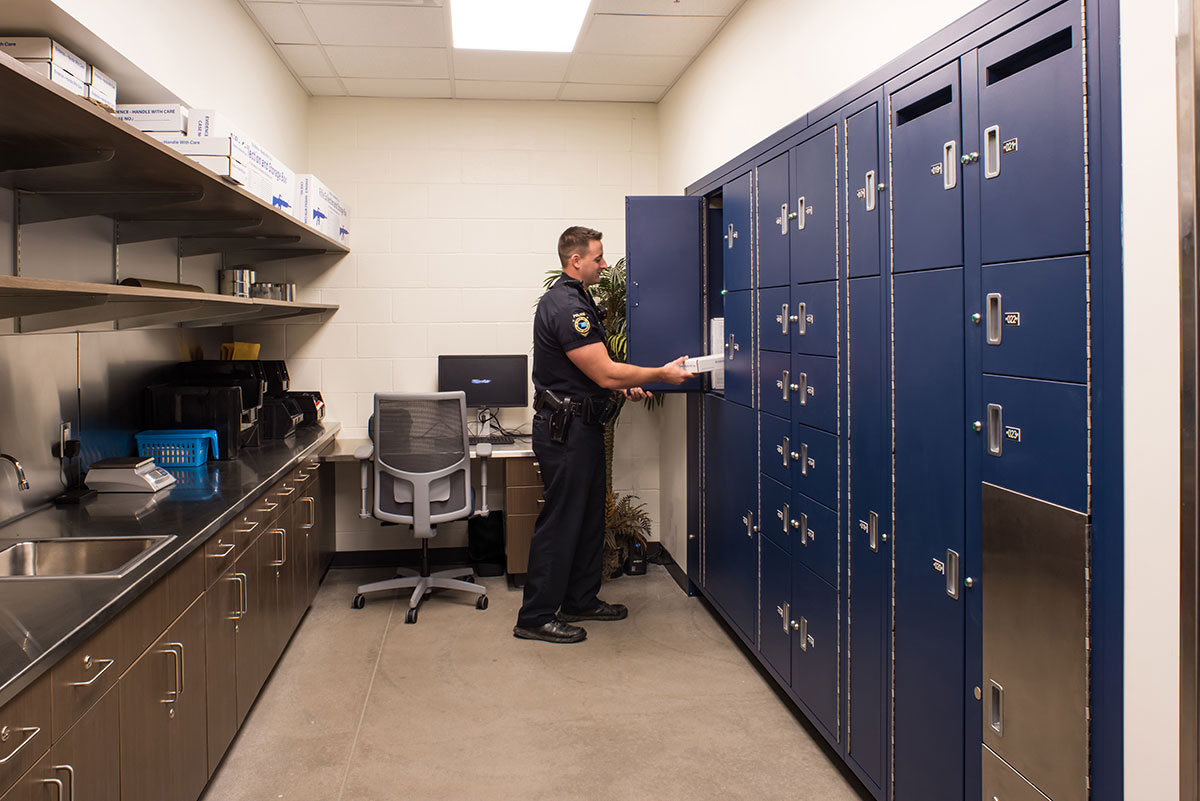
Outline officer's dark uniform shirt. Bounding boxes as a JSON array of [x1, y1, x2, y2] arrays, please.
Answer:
[[532, 273, 608, 403]]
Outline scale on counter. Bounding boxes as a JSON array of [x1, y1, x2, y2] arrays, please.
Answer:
[[85, 457, 176, 493]]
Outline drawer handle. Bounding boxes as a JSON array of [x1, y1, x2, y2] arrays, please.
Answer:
[[259, 499, 279, 512], [295, 470, 310, 480], [67, 655, 115, 686], [210, 539, 236, 558], [269, 529, 287, 566], [40, 777, 63, 801], [536, 498, 545, 506], [301, 497, 315, 529], [234, 572, 249, 618], [235, 520, 259, 536], [0, 725, 40, 764], [278, 484, 297, 497], [56, 764, 75, 801]]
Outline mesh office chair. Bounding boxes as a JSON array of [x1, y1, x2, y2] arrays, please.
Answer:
[[351, 391, 488, 623]]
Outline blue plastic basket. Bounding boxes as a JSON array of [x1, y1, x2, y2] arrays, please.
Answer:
[[134, 429, 219, 467]]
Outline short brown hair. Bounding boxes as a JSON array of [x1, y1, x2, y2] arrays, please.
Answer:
[[557, 226, 602, 267]]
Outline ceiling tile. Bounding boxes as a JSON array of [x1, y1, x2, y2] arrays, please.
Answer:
[[594, 0, 741, 15], [453, 51, 571, 83], [578, 14, 722, 57], [277, 44, 334, 77], [247, 2, 317, 44], [454, 80, 560, 100], [300, 4, 447, 47], [559, 83, 665, 102], [566, 53, 690, 86], [301, 76, 346, 95], [340, 77, 452, 97], [326, 46, 449, 79]]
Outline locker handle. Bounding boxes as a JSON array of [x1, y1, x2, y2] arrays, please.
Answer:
[[779, 302, 790, 335], [801, 512, 811, 545], [781, 369, 790, 401], [779, 602, 791, 634], [984, 125, 1001, 179], [777, 202, 789, 235], [864, 171, 877, 211], [796, 196, 807, 230], [726, 223, 738, 249], [726, 333, 739, 359], [795, 301, 807, 335], [743, 510, 754, 539], [986, 293, 1003, 345], [946, 549, 960, 600], [779, 436, 789, 468], [987, 403, 1003, 456], [868, 511, 879, 552], [797, 372, 808, 407], [990, 679, 1004, 735], [943, 141, 957, 190], [799, 616, 809, 651], [799, 443, 809, 476], [780, 502, 789, 536]]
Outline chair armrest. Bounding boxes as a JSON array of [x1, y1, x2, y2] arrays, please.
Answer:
[[354, 443, 374, 461]]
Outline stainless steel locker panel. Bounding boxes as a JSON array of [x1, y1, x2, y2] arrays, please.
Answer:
[[791, 353, 838, 434], [758, 151, 791, 288], [759, 286, 791, 353], [982, 746, 1053, 801], [759, 349, 792, 420], [761, 411, 791, 487], [790, 127, 839, 284], [792, 281, 838, 357], [980, 255, 1087, 384], [762, 474, 793, 554], [761, 537, 793, 684], [982, 483, 1088, 801], [724, 171, 754, 290], [977, 0, 1086, 264]]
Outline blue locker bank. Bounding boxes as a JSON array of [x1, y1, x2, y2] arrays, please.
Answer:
[[625, 0, 1115, 799]]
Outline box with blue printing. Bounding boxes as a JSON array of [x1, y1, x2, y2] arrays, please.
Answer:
[[298, 174, 350, 245]]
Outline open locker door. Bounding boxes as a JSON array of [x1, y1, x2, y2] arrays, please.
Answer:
[[625, 196, 706, 392]]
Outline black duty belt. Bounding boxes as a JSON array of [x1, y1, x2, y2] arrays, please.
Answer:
[[533, 390, 623, 425]]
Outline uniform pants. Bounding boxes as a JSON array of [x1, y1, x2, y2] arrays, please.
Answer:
[[516, 410, 606, 628]]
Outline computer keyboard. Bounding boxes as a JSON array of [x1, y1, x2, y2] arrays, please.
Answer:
[[469, 434, 515, 445]]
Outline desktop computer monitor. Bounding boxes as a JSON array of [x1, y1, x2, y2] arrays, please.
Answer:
[[437, 354, 529, 409]]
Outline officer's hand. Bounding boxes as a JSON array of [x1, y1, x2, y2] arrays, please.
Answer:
[[623, 387, 652, 401], [659, 356, 696, 386]]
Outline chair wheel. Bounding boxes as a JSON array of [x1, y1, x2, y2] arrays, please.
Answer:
[[351, 594, 365, 609], [476, 595, 489, 610], [405, 607, 418, 624]]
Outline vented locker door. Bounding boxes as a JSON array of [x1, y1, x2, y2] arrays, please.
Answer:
[[625, 196, 705, 392], [790, 127, 839, 284], [977, 1, 1086, 263], [759, 286, 791, 353], [724, 171, 754, 290], [758, 152, 791, 288], [890, 61, 964, 273], [791, 353, 838, 434], [706, 398, 758, 641], [761, 411, 791, 487], [790, 421, 838, 510], [760, 537, 793, 684], [981, 255, 1088, 383], [846, 104, 882, 278], [723, 289, 754, 407], [792, 281, 838, 357], [980, 375, 1088, 513], [792, 560, 839, 738], [894, 267, 965, 801], [762, 474, 793, 554], [790, 489, 839, 587], [759, 350, 791, 420], [846, 275, 888, 792]]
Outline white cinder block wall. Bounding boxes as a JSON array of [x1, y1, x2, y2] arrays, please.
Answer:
[[240, 98, 662, 551]]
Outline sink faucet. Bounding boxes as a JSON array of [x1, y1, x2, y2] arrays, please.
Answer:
[[0, 455, 29, 491]]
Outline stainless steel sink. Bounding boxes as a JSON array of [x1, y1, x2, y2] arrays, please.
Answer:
[[0, 536, 175, 579]]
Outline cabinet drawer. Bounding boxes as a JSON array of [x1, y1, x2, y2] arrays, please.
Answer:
[[505, 514, 536, 574], [49, 686, 120, 801], [505, 485, 543, 516], [505, 458, 541, 488], [204, 517, 252, 588], [51, 620, 121, 740], [118, 579, 169, 670], [0, 672, 51, 797], [167, 545, 206, 624]]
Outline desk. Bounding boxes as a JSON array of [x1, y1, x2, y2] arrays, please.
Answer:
[[322, 437, 540, 580]]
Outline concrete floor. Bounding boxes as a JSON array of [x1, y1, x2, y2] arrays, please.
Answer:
[[202, 564, 865, 801]]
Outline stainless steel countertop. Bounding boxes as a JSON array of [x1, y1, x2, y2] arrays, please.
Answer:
[[0, 421, 341, 709]]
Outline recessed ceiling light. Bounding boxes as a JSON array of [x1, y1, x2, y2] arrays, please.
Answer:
[[451, 0, 589, 53]]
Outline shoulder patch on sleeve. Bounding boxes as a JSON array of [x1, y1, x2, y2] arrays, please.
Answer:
[[571, 311, 592, 337]]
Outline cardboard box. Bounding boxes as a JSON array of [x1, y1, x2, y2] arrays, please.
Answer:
[[155, 135, 251, 161], [189, 155, 250, 185], [86, 65, 116, 104], [114, 103, 188, 133], [0, 37, 87, 79], [298, 174, 350, 244], [187, 109, 300, 218], [19, 60, 87, 98], [186, 109, 238, 139], [86, 84, 116, 112]]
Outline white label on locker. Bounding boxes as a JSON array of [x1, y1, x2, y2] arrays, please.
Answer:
[[930, 163, 943, 176], [1005, 426, 1022, 442], [1002, 137, 1019, 154], [806, 314, 814, 324], [1004, 312, 1021, 326], [807, 457, 816, 469], [856, 188, 866, 199], [932, 558, 946, 574], [859, 520, 869, 532], [807, 386, 815, 396], [806, 206, 814, 215]]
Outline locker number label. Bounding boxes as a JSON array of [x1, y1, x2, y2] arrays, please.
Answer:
[[806, 314, 814, 324], [1004, 312, 1021, 326], [856, 188, 866, 200], [806, 206, 814, 215], [932, 558, 946, 574], [1002, 137, 1019, 154], [1004, 426, 1022, 443], [930, 163, 943, 176]]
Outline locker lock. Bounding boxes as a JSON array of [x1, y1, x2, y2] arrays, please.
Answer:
[[964, 577, 975, 589], [971, 312, 981, 324], [961, 152, 980, 164], [972, 421, 982, 432]]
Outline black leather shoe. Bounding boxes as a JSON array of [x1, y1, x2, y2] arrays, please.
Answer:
[[513, 619, 587, 643], [557, 600, 628, 622]]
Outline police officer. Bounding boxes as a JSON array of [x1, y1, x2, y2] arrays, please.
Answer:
[[513, 226, 694, 644]]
